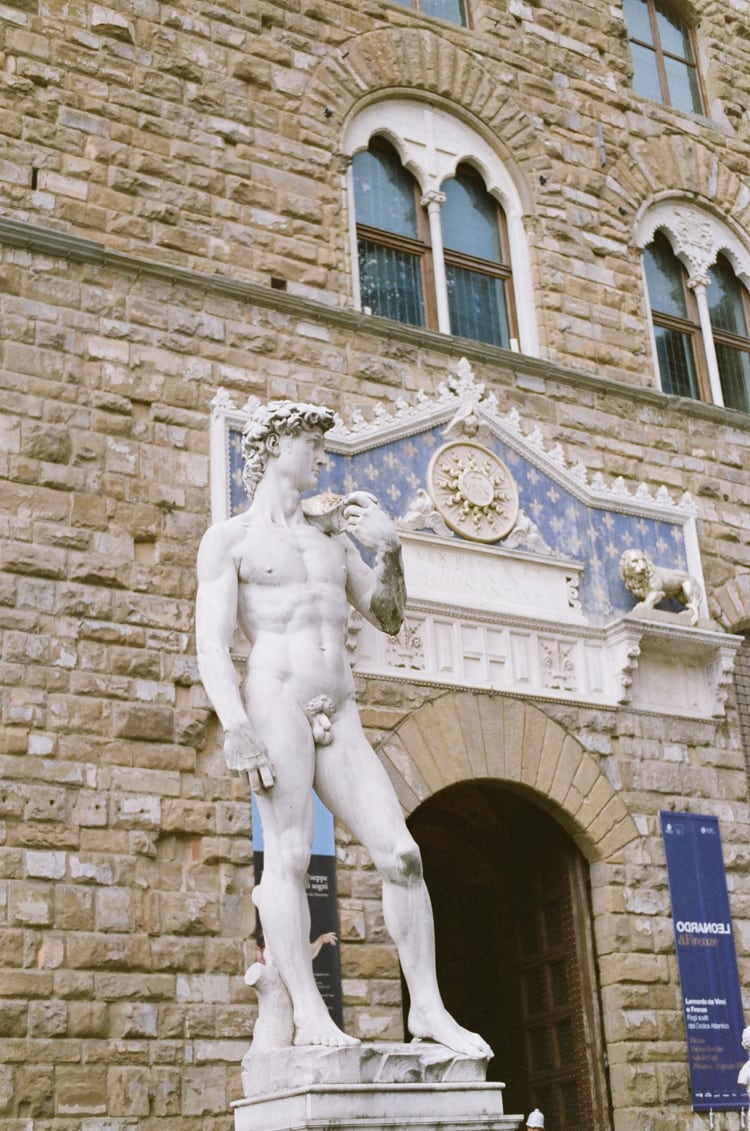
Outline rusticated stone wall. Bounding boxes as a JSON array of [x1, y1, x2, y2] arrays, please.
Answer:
[[1, 236, 750, 1128], [2, 0, 750, 1126], [2, 0, 750, 383]]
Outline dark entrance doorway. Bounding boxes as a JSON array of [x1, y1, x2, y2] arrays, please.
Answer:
[[407, 782, 611, 1129]]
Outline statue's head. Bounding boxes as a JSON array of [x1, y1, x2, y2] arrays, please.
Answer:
[[743, 1025, 750, 1051], [241, 399, 336, 500]]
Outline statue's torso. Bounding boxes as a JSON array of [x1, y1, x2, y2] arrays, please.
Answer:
[[234, 517, 356, 704]]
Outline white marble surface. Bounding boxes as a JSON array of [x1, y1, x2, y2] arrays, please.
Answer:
[[233, 1081, 522, 1131]]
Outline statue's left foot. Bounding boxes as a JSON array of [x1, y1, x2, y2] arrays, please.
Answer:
[[408, 1006, 493, 1059]]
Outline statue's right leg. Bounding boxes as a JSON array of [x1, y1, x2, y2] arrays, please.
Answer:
[[249, 698, 357, 1048]]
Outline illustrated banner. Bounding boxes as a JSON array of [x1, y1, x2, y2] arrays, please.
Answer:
[[252, 792, 344, 1028], [660, 811, 746, 1110]]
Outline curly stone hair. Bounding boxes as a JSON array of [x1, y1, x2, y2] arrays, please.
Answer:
[[241, 399, 336, 500]]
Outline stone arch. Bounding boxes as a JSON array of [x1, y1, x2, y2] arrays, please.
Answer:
[[713, 572, 750, 632], [303, 26, 551, 196], [376, 690, 638, 864], [603, 136, 750, 243]]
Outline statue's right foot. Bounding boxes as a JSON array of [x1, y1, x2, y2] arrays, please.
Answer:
[[408, 1004, 493, 1059], [293, 1012, 360, 1048]]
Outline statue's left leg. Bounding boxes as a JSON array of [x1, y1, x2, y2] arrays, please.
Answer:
[[314, 706, 493, 1059]]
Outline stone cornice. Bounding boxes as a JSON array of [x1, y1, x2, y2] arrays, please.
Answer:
[[1, 214, 748, 433]]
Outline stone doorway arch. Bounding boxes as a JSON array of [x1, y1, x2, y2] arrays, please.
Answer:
[[376, 690, 638, 863]]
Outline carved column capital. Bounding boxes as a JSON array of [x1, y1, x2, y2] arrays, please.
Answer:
[[671, 207, 717, 282], [420, 189, 447, 211]]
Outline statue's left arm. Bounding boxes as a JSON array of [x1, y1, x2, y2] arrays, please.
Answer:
[[341, 491, 406, 636]]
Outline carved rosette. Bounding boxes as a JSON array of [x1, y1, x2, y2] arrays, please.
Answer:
[[427, 441, 519, 543]]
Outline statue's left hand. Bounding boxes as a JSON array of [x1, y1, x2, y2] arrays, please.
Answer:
[[342, 491, 400, 552]]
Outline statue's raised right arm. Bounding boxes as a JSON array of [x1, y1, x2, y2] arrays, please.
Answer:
[[339, 490, 406, 637]]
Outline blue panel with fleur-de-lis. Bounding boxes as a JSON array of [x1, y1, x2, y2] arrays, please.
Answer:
[[228, 423, 689, 625]]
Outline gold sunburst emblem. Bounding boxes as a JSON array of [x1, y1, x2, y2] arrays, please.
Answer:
[[427, 441, 519, 543]]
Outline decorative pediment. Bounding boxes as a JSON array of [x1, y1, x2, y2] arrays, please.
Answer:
[[209, 359, 739, 718]]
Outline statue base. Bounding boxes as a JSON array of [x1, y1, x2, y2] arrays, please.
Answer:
[[233, 1041, 523, 1131]]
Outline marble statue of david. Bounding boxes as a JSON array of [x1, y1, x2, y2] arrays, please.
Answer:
[[195, 399, 491, 1058]]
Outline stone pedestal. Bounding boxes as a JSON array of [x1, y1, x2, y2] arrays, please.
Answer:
[[233, 1042, 524, 1131]]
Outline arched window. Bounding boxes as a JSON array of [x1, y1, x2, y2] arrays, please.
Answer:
[[353, 143, 515, 346], [353, 140, 433, 329], [623, 0, 703, 114], [638, 203, 750, 413], [346, 101, 538, 355], [442, 165, 513, 349], [643, 231, 702, 399], [707, 256, 750, 413], [391, 0, 468, 26]]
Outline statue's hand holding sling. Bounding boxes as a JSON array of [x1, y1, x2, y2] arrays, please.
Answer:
[[342, 491, 400, 552], [224, 722, 275, 792]]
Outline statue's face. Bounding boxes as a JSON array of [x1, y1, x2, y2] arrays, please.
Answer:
[[275, 428, 327, 491]]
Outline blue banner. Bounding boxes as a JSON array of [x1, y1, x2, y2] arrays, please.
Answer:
[[252, 792, 344, 1028], [661, 811, 746, 1111]]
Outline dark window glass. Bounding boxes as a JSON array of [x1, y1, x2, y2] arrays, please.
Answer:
[[714, 345, 750, 412], [644, 233, 689, 318], [357, 240, 426, 328], [442, 174, 503, 261], [707, 255, 749, 335], [652, 324, 700, 398], [353, 141, 427, 328], [442, 167, 512, 348], [353, 145, 419, 239], [624, 0, 703, 114]]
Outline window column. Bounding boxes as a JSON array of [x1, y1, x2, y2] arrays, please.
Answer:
[[689, 275, 725, 407], [421, 189, 450, 334]]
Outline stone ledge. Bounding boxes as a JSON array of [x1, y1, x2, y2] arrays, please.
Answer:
[[233, 1080, 521, 1131], [3, 215, 748, 432]]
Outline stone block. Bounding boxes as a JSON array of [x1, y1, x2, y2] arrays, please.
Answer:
[[107, 1066, 150, 1116], [56, 1065, 108, 1116], [339, 944, 400, 980], [0, 1001, 28, 1037], [68, 932, 151, 971], [11, 1062, 55, 1117], [151, 1067, 181, 1115], [109, 1002, 158, 1039], [95, 887, 133, 932], [112, 703, 174, 742], [22, 422, 72, 463], [25, 849, 66, 879], [67, 1001, 109, 1037], [28, 1000, 67, 1037], [8, 883, 53, 926], [55, 885, 95, 930], [160, 890, 220, 935], [181, 1066, 227, 1116]]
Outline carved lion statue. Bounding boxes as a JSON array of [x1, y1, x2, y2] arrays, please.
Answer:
[[619, 548, 702, 626]]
